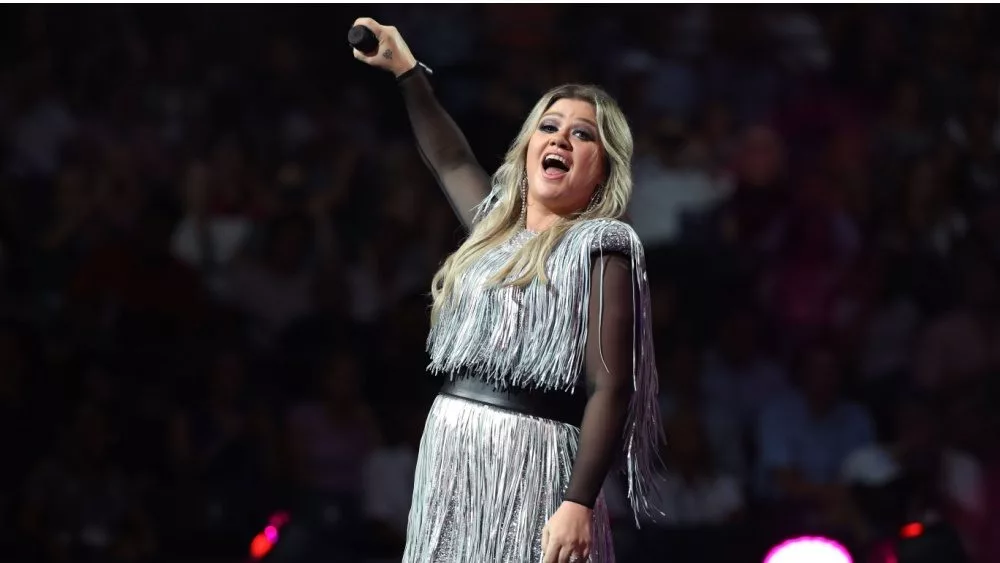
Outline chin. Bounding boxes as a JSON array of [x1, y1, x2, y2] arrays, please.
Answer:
[[532, 183, 565, 201], [530, 171, 591, 213], [531, 186, 572, 209]]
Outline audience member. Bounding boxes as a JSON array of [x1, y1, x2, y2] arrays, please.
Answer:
[[756, 342, 875, 529]]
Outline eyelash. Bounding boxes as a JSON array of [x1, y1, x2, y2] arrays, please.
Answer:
[[540, 123, 594, 141]]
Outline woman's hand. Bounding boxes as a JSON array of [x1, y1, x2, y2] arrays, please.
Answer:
[[350, 17, 417, 77], [541, 501, 592, 563]]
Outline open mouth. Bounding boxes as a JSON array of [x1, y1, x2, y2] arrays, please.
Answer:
[[542, 154, 571, 177]]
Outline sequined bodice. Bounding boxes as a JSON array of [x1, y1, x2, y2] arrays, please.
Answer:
[[426, 219, 635, 392]]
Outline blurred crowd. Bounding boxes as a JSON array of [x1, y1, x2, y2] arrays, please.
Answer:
[[3, 4, 1000, 563]]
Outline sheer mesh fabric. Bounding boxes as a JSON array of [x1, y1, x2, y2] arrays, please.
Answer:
[[400, 69, 635, 509]]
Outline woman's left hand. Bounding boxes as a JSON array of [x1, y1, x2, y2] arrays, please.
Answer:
[[541, 501, 592, 563]]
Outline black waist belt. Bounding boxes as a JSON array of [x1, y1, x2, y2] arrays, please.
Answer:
[[440, 374, 587, 427]]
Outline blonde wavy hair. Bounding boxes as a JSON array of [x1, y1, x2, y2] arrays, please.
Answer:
[[430, 84, 634, 322]]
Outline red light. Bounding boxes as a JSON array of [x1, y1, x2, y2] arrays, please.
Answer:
[[269, 510, 290, 527], [900, 522, 924, 538], [250, 533, 274, 559], [250, 510, 289, 559]]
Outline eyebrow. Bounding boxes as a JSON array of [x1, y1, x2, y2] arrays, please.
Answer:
[[542, 111, 598, 129]]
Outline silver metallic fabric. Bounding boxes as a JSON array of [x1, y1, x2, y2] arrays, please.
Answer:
[[402, 394, 614, 562], [408, 218, 663, 562]]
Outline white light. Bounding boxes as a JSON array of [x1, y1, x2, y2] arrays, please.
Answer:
[[763, 536, 853, 563]]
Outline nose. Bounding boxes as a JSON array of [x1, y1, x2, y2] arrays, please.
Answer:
[[549, 134, 570, 150]]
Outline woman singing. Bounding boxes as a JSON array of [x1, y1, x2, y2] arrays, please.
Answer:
[[351, 18, 663, 563]]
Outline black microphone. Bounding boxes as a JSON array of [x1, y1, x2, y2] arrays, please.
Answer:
[[348, 25, 379, 56]]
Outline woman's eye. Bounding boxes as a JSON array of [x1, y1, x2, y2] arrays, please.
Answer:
[[540, 123, 595, 141]]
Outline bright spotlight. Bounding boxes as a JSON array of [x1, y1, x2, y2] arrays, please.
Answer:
[[764, 536, 853, 563]]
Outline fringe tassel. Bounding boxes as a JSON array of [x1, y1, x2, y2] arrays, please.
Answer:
[[426, 218, 665, 525], [403, 395, 615, 562]]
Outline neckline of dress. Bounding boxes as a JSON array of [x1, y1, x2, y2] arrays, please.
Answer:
[[506, 228, 537, 247]]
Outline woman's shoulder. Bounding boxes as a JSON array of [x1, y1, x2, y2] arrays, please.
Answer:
[[565, 217, 644, 256]]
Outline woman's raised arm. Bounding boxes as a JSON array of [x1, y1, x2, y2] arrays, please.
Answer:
[[351, 17, 491, 229]]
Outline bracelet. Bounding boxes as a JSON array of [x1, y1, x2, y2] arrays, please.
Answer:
[[396, 61, 434, 83]]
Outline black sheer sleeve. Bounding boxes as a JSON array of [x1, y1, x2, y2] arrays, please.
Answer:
[[563, 252, 636, 508], [398, 69, 491, 230]]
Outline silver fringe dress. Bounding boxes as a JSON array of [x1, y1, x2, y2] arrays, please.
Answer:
[[402, 220, 662, 563], [395, 67, 663, 563]]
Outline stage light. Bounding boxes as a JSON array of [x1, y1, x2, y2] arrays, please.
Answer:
[[900, 522, 923, 539], [763, 536, 853, 563], [249, 510, 291, 560], [250, 532, 274, 559]]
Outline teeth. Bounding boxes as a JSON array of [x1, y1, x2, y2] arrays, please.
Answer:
[[544, 154, 568, 165]]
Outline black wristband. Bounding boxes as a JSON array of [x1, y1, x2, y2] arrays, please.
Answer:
[[396, 61, 433, 84]]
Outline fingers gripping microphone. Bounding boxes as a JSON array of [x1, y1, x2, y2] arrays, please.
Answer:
[[348, 25, 379, 56]]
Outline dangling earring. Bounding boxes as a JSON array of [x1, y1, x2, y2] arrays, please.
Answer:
[[519, 174, 528, 226], [586, 184, 604, 214]]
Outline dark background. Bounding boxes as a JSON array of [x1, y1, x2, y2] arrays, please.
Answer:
[[2, 4, 1000, 563]]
